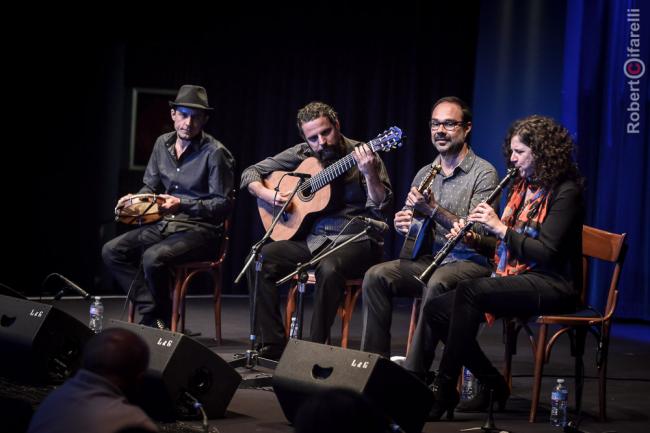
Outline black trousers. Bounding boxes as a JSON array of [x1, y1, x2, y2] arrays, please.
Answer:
[[249, 239, 380, 346], [409, 272, 576, 381], [360, 257, 490, 362], [102, 223, 221, 321]]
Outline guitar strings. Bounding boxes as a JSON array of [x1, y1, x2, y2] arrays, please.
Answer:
[[298, 134, 392, 194]]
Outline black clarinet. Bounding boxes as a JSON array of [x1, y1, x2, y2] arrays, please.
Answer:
[[414, 168, 517, 285]]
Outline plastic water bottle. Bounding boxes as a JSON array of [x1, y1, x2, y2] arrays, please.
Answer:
[[89, 296, 104, 333], [550, 378, 569, 427], [289, 316, 298, 339], [461, 367, 476, 401]]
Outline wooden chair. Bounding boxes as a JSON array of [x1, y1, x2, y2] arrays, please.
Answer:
[[128, 217, 232, 343], [504, 225, 627, 422], [284, 271, 363, 348], [169, 217, 232, 342]]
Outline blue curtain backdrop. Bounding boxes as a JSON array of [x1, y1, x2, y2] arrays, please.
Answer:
[[563, 0, 649, 319]]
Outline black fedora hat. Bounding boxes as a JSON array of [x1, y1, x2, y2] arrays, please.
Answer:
[[169, 85, 213, 111]]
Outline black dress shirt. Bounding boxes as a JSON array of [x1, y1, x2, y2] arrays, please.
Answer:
[[140, 131, 235, 232]]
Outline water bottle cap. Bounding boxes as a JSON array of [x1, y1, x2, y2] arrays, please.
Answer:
[[94, 296, 102, 301], [557, 378, 565, 383]]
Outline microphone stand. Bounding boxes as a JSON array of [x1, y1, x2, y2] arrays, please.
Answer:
[[275, 225, 373, 341], [230, 177, 308, 373]]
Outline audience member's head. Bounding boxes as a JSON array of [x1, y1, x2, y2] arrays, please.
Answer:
[[0, 396, 33, 433], [82, 328, 150, 398], [293, 388, 389, 433]]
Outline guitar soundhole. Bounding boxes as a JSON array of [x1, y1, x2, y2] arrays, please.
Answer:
[[298, 187, 314, 202]]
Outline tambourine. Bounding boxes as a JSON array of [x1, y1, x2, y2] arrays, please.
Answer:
[[114, 193, 165, 225]]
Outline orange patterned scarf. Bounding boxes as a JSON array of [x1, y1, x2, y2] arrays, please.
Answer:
[[485, 179, 551, 326], [493, 179, 550, 276]]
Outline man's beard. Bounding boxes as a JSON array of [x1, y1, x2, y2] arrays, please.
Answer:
[[317, 143, 344, 166]]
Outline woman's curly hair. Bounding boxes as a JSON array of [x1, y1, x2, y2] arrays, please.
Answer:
[[502, 115, 583, 190]]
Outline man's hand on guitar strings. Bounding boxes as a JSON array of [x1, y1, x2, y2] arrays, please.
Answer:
[[353, 143, 379, 176]]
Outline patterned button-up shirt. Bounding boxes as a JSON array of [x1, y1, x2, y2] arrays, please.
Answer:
[[409, 148, 498, 265]]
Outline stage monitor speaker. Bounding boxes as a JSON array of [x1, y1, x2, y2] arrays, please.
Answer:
[[108, 319, 241, 421], [0, 294, 92, 383], [272, 339, 433, 433]]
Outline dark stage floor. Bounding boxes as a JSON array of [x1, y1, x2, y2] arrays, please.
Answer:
[[8, 295, 650, 433]]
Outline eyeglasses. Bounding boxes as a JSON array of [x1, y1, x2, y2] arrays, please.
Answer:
[[429, 120, 465, 131]]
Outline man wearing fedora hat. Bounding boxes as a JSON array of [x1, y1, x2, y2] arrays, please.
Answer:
[[102, 84, 235, 329]]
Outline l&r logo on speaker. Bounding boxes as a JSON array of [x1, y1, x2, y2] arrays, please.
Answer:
[[156, 337, 173, 347], [351, 359, 369, 369], [29, 309, 44, 318]]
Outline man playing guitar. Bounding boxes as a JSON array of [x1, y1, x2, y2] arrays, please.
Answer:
[[240, 101, 394, 360]]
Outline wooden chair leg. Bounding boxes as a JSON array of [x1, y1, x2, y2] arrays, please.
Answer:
[[128, 301, 135, 323], [340, 284, 363, 349], [406, 298, 421, 356], [179, 283, 186, 333], [530, 323, 548, 423], [340, 292, 351, 348], [339, 286, 353, 348], [170, 270, 184, 333], [213, 267, 223, 344], [170, 287, 178, 332]]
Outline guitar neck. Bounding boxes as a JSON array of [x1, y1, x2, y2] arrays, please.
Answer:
[[305, 151, 360, 193], [301, 129, 400, 194], [416, 163, 441, 194]]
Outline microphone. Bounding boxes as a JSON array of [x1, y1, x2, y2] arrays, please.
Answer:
[[287, 172, 311, 179], [359, 217, 390, 233], [53, 273, 91, 300]]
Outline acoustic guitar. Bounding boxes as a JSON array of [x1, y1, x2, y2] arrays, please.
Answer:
[[257, 127, 403, 241], [398, 163, 442, 259]]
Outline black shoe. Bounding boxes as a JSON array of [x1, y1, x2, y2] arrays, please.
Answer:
[[428, 374, 460, 421], [138, 314, 157, 327], [456, 374, 510, 413], [182, 327, 201, 337], [138, 316, 168, 330], [257, 344, 285, 361]]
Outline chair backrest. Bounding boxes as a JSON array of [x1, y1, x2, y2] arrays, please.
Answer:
[[581, 225, 627, 320]]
